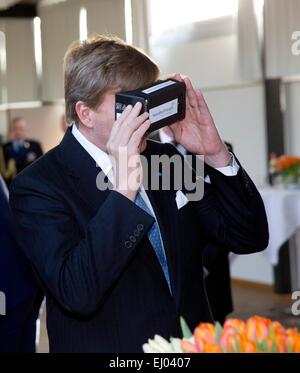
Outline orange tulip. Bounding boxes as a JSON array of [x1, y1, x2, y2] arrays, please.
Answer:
[[204, 343, 222, 353], [246, 316, 272, 344], [274, 155, 300, 172], [267, 321, 288, 353], [194, 323, 216, 352], [223, 319, 245, 335], [286, 328, 300, 353], [240, 336, 258, 353], [179, 317, 300, 354], [219, 326, 244, 352]]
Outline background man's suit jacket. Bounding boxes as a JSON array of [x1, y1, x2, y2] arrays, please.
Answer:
[[9, 128, 269, 352], [0, 178, 41, 352], [3, 140, 43, 185]]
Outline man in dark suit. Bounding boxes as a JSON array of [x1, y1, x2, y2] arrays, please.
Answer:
[[3, 117, 43, 185], [0, 174, 42, 352], [9, 35, 268, 353]]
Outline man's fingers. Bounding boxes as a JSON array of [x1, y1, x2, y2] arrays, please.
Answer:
[[184, 77, 198, 110], [195, 89, 210, 114], [120, 111, 150, 145], [114, 102, 146, 142], [129, 119, 151, 148], [174, 73, 184, 81], [111, 104, 133, 137], [123, 102, 143, 127]]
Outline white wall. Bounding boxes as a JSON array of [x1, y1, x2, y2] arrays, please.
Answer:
[[151, 35, 242, 88], [204, 84, 268, 185]]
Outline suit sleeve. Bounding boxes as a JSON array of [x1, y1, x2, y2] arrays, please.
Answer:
[[193, 161, 269, 254], [9, 176, 155, 318], [162, 143, 269, 255]]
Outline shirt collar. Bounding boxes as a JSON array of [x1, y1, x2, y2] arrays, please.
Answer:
[[159, 129, 174, 144], [71, 124, 113, 179], [0, 174, 8, 199]]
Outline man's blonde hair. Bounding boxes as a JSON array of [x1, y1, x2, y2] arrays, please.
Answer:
[[64, 34, 160, 124]]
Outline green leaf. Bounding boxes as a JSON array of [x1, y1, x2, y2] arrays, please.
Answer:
[[214, 322, 223, 344], [270, 339, 277, 353], [236, 338, 242, 353], [180, 316, 193, 339]]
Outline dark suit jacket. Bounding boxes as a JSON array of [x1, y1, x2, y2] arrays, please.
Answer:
[[0, 183, 39, 313], [9, 128, 268, 352], [3, 140, 43, 182]]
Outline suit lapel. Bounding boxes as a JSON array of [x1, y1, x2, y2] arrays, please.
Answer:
[[58, 128, 112, 215]]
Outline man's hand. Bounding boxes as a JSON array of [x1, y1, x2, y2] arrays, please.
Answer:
[[169, 74, 231, 168], [107, 102, 150, 201]]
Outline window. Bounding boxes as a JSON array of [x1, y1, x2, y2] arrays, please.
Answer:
[[148, 0, 238, 38], [79, 7, 87, 42]]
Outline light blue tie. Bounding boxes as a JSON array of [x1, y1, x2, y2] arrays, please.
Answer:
[[135, 193, 171, 292]]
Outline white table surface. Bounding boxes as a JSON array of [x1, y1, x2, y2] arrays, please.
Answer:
[[259, 187, 300, 265]]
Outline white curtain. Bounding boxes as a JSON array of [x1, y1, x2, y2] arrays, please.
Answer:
[[39, 0, 127, 101], [237, 0, 262, 80], [131, 0, 150, 53], [265, 0, 300, 78], [39, 0, 80, 101], [0, 19, 37, 103]]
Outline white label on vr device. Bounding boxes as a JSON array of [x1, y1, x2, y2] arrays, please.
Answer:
[[142, 80, 176, 94], [149, 98, 178, 124]]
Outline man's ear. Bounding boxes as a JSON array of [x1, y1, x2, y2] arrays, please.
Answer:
[[75, 101, 94, 128]]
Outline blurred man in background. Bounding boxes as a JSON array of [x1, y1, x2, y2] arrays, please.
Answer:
[[0, 172, 42, 353], [2, 117, 43, 185]]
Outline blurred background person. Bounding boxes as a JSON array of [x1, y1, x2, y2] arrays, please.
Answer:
[[0, 146, 16, 182], [2, 117, 43, 185], [0, 171, 42, 353]]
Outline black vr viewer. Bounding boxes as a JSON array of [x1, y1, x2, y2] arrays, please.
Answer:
[[115, 79, 186, 133]]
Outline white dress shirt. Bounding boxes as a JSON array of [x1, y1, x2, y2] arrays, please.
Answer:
[[159, 129, 240, 180], [0, 173, 8, 199]]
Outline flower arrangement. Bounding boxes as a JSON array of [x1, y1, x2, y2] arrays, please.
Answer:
[[143, 316, 300, 353], [269, 155, 300, 188]]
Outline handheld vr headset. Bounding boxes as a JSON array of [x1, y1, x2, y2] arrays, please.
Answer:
[[115, 79, 186, 133]]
